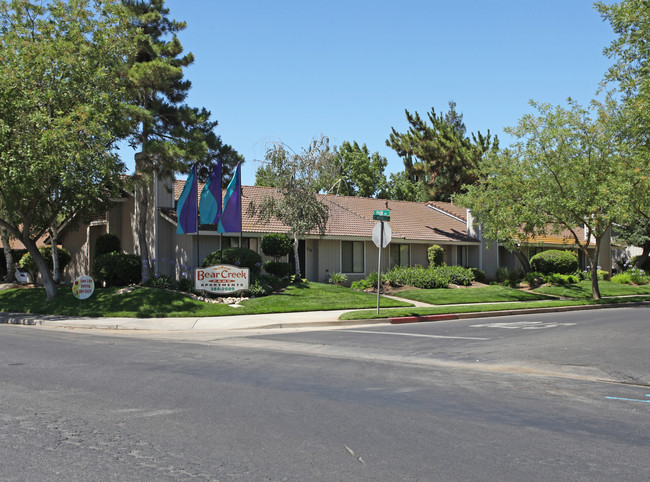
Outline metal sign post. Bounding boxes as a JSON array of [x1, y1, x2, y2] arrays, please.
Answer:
[[372, 217, 391, 315], [377, 222, 383, 314]]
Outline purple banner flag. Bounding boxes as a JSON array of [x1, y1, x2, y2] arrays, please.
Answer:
[[199, 160, 222, 225], [218, 162, 242, 233], [176, 164, 198, 234]]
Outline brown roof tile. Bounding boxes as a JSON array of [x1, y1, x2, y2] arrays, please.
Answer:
[[170, 183, 478, 243]]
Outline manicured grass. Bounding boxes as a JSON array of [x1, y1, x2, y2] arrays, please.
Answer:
[[339, 295, 650, 321], [0, 282, 411, 318], [395, 285, 553, 304], [533, 280, 650, 299]]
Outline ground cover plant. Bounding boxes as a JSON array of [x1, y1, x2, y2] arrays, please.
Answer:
[[0, 282, 411, 318], [611, 268, 649, 285]]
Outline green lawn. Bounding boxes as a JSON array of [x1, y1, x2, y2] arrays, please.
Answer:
[[395, 285, 553, 304], [533, 280, 650, 299], [0, 282, 412, 318], [340, 295, 650, 320]]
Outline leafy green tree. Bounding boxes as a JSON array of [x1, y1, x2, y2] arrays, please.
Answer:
[[123, 0, 242, 281], [327, 141, 388, 198], [381, 171, 428, 202], [387, 101, 498, 202], [597, 0, 650, 217], [249, 137, 333, 277], [616, 218, 650, 268], [0, 0, 133, 299], [455, 99, 637, 299]]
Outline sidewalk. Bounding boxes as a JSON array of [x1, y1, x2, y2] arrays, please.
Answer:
[[2, 297, 648, 334], [0, 309, 386, 332]]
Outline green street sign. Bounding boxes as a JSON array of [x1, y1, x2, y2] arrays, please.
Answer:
[[373, 209, 390, 221]]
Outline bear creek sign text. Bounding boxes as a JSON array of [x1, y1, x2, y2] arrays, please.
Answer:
[[195, 264, 250, 294]]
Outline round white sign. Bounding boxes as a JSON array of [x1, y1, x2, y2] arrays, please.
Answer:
[[72, 275, 95, 300], [372, 221, 392, 248]]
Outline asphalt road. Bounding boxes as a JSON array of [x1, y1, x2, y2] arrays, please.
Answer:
[[1, 307, 649, 481]]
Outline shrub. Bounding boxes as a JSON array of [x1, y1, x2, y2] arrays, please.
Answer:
[[145, 274, 175, 289], [177, 277, 194, 292], [19, 246, 72, 281], [612, 268, 649, 285], [260, 233, 292, 260], [630, 255, 650, 272], [351, 272, 380, 291], [530, 250, 578, 275], [384, 265, 475, 289], [203, 247, 262, 275], [264, 260, 292, 278], [546, 273, 579, 285], [427, 245, 445, 267], [92, 252, 142, 287], [244, 279, 272, 297], [95, 233, 121, 256], [470, 268, 486, 284], [523, 271, 545, 285], [329, 272, 347, 286], [496, 267, 524, 287]]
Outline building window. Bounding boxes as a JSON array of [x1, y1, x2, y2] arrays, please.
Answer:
[[457, 245, 468, 267], [342, 241, 364, 273], [390, 244, 410, 268], [222, 237, 252, 249]]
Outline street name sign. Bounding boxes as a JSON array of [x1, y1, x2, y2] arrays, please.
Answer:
[[373, 209, 390, 221]]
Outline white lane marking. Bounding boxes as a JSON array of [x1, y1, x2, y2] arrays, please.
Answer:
[[345, 330, 490, 340], [470, 321, 577, 330]]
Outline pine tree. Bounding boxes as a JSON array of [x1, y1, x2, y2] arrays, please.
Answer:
[[387, 101, 498, 202], [123, 0, 242, 280]]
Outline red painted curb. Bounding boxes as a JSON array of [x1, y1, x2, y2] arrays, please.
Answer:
[[390, 314, 459, 324]]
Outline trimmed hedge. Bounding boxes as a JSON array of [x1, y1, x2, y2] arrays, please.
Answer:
[[427, 245, 445, 266], [202, 247, 262, 275], [92, 252, 142, 287], [95, 233, 121, 256], [384, 265, 475, 289], [261, 233, 292, 260], [263, 260, 292, 278], [530, 250, 578, 275]]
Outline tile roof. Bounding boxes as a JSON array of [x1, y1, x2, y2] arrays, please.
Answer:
[[169, 182, 478, 244]]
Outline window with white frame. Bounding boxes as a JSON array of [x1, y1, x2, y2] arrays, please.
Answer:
[[342, 241, 364, 273]]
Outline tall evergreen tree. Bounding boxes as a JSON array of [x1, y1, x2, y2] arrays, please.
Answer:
[[123, 0, 242, 281], [387, 101, 498, 202]]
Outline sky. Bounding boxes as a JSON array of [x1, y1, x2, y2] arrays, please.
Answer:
[[120, 0, 618, 186]]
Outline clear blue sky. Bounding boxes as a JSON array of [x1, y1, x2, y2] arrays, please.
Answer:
[[120, 0, 617, 186]]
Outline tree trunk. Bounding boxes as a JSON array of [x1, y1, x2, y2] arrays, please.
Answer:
[[51, 226, 60, 283], [589, 242, 602, 300], [138, 181, 151, 283], [634, 246, 649, 269], [590, 265, 601, 300], [292, 235, 301, 278], [22, 234, 57, 299], [1, 228, 15, 282], [514, 250, 531, 273]]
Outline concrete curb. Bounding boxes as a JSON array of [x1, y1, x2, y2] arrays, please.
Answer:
[[2, 300, 649, 332], [386, 301, 650, 325]]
